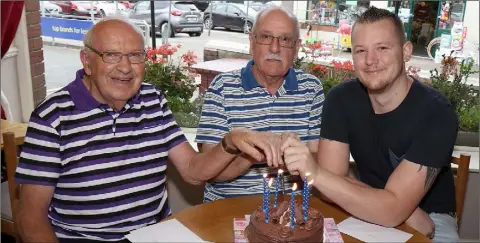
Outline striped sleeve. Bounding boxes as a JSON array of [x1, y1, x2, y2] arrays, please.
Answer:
[[195, 75, 230, 144], [14, 112, 62, 186], [157, 89, 188, 150], [307, 77, 324, 140]]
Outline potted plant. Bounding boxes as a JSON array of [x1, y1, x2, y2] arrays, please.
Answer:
[[143, 43, 203, 128], [428, 52, 479, 147]]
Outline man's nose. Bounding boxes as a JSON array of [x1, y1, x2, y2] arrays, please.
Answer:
[[269, 37, 280, 53], [365, 50, 378, 66], [116, 55, 133, 73]]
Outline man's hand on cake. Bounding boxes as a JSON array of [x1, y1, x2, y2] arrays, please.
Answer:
[[228, 129, 284, 167], [281, 136, 319, 178]]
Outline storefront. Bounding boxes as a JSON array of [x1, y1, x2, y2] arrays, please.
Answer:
[[387, 0, 467, 57], [299, 0, 476, 58]]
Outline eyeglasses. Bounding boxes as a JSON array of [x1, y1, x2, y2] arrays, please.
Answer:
[[253, 33, 298, 48], [85, 44, 146, 64]]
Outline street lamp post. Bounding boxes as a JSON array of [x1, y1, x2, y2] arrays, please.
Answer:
[[150, 1, 156, 48]]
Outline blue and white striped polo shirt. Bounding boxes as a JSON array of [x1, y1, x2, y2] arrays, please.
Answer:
[[15, 69, 187, 241], [195, 60, 324, 202]]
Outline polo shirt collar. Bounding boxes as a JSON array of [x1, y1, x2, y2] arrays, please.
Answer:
[[67, 69, 141, 111], [241, 60, 298, 91]]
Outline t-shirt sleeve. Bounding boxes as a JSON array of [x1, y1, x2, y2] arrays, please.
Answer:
[[405, 99, 458, 168], [307, 79, 325, 141], [158, 89, 188, 150], [195, 75, 230, 144], [14, 112, 62, 186], [319, 84, 349, 144]]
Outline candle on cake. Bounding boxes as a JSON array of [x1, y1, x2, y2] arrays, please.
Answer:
[[304, 179, 314, 221], [302, 172, 311, 220], [265, 178, 273, 223], [290, 183, 297, 229], [262, 173, 268, 213], [274, 169, 283, 208]]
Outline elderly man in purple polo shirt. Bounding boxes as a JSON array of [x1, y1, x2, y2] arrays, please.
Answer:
[[14, 18, 286, 243]]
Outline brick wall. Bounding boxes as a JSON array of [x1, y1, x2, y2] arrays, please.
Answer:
[[25, 0, 46, 106], [203, 48, 251, 62]]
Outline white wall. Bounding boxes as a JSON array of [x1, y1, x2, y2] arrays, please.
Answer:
[[463, 1, 479, 46], [1, 48, 22, 122]]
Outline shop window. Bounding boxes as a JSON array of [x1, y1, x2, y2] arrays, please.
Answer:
[[310, 0, 338, 26], [337, 0, 370, 25], [438, 1, 465, 30]]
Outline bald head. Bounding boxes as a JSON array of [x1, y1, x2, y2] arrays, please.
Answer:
[[83, 17, 144, 50], [252, 7, 300, 39]]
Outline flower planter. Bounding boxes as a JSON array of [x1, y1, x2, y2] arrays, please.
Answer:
[[456, 131, 479, 147]]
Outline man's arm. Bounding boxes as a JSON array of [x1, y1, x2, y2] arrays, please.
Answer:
[[17, 185, 58, 243], [169, 129, 282, 185], [311, 158, 439, 227], [198, 143, 254, 182]]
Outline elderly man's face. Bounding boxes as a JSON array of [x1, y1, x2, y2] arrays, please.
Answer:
[[249, 10, 300, 79], [81, 21, 145, 109]]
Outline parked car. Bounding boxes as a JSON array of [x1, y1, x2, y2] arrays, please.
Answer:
[[39, 1, 62, 17], [204, 3, 258, 33], [53, 1, 102, 18], [94, 1, 128, 17], [189, 1, 210, 12], [129, 1, 203, 37]]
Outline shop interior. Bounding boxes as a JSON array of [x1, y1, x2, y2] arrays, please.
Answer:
[[410, 1, 440, 57]]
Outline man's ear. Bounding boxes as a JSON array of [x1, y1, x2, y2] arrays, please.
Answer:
[[249, 33, 254, 56], [80, 50, 92, 75], [403, 41, 413, 62], [295, 38, 302, 57]]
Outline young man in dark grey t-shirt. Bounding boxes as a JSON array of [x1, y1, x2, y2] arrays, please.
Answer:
[[281, 7, 459, 242]]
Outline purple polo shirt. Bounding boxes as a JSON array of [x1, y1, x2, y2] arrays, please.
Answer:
[[15, 69, 187, 241]]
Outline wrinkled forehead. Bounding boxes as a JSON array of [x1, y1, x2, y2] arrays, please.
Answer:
[[92, 22, 144, 51]]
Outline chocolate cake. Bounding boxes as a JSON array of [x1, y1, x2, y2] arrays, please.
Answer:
[[245, 200, 324, 242]]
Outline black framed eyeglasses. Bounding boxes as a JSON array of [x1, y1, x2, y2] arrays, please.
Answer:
[[85, 44, 146, 64], [253, 33, 298, 48]]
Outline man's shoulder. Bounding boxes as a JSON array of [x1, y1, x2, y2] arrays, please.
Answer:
[[211, 71, 242, 88], [293, 68, 323, 89], [327, 78, 364, 99], [34, 87, 74, 119], [411, 80, 456, 116]]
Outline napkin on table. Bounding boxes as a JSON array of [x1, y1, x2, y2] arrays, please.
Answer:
[[126, 218, 211, 243], [337, 217, 413, 243]]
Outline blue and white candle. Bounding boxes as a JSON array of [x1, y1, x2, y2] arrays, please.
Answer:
[[290, 183, 297, 229], [262, 173, 268, 213], [265, 178, 273, 223], [274, 169, 283, 208], [303, 172, 311, 221]]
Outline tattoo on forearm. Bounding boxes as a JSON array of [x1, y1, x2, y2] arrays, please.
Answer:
[[418, 165, 441, 191]]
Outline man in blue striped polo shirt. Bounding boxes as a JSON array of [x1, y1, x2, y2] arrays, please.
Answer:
[[14, 18, 286, 243], [195, 7, 324, 202]]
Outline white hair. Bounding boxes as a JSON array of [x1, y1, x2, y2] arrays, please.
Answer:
[[83, 16, 145, 49], [252, 6, 300, 39]]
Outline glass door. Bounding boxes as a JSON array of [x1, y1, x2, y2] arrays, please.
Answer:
[[388, 0, 413, 41]]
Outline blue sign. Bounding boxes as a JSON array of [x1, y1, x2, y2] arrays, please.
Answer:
[[41, 17, 94, 41]]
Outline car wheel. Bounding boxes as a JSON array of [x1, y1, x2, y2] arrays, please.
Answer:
[[243, 21, 252, 34], [189, 32, 201, 37], [204, 17, 214, 30], [161, 22, 174, 38]]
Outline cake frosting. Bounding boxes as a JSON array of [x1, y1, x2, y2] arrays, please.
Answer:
[[245, 200, 324, 243]]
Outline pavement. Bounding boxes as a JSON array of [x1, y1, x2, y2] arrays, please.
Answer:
[[42, 27, 479, 93]]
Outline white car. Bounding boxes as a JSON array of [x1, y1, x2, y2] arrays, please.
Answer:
[[94, 1, 128, 17], [39, 1, 62, 17]]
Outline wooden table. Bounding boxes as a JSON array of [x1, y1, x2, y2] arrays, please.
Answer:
[[172, 195, 430, 242], [190, 58, 249, 93], [1, 119, 28, 149]]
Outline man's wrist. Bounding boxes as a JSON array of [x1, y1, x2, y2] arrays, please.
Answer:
[[221, 134, 241, 155]]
